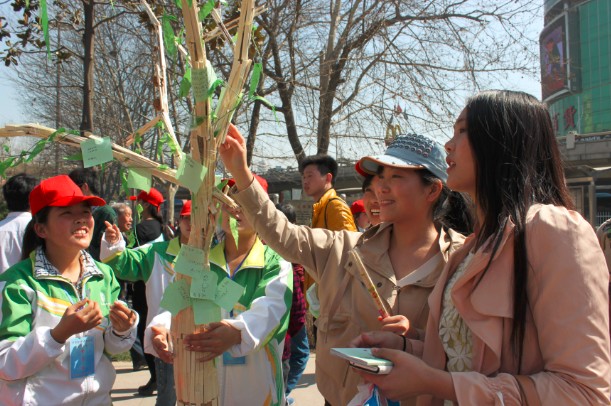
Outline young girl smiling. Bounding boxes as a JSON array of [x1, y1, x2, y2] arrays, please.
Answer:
[[0, 175, 138, 405]]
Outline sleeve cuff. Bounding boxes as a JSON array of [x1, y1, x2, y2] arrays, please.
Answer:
[[223, 318, 254, 357]]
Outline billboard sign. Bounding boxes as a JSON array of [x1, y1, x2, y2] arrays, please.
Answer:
[[541, 14, 569, 100]]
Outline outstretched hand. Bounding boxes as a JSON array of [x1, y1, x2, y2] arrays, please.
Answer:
[[104, 221, 122, 245], [219, 124, 254, 191], [151, 325, 174, 364]]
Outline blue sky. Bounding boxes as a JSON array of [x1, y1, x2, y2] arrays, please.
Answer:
[[0, 68, 23, 126], [0, 3, 543, 130]]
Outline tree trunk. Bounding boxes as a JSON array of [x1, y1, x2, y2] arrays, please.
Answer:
[[278, 81, 305, 164], [265, 24, 306, 164], [80, 0, 95, 134]]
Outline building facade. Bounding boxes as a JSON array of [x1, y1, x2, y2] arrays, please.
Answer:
[[542, 0, 611, 226]]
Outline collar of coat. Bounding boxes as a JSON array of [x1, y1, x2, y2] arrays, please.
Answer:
[[209, 237, 266, 271], [425, 217, 515, 374], [31, 247, 103, 281], [353, 222, 465, 288]]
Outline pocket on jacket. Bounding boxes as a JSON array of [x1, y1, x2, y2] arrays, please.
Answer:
[[316, 313, 350, 333]]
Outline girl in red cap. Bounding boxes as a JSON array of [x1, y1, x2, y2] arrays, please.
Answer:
[[130, 187, 165, 246], [0, 175, 138, 405]]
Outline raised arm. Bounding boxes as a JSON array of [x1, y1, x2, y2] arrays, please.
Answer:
[[100, 221, 155, 282], [219, 125, 360, 281]]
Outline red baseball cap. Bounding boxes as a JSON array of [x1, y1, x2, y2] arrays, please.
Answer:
[[350, 199, 365, 215], [180, 200, 192, 216], [30, 175, 106, 216], [226, 174, 268, 193], [354, 161, 368, 177], [129, 187, 164, 208]]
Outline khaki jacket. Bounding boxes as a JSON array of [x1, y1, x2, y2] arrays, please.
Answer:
[[418, 204, 611, 406], [233, 180, 465, 406]]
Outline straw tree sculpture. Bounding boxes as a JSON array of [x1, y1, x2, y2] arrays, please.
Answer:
[[0, 0, 259, 404]]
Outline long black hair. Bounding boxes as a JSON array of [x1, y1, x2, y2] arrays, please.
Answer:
[[465, 90, 573, 367]]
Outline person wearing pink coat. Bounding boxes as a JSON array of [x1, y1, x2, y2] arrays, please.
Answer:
[[353, 90, 611, 405]]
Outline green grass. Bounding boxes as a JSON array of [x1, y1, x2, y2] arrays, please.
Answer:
[[111, 351, 132, 362]]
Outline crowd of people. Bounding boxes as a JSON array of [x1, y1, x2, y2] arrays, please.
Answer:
[[0, 90, 610, 405]]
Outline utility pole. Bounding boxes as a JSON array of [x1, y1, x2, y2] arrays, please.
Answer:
[[54, 16, 62, 174]]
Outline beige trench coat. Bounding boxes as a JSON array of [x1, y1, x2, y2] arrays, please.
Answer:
[[233, 180, 465, 406]]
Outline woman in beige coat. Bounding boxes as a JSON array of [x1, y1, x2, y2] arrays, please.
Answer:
[[354, 90, 611, 405], [219, 128, 472, 405]]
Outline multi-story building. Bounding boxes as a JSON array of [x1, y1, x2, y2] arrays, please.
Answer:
[[542, 0, 611, 226]]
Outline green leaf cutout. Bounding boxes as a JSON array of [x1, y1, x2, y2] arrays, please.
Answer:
[[198, 0, 215, 21], [162, 13, 177, 57], [41, 0, 50, 58], [229, 216, 239, 249], [249, 63, 262, 98], [179, 67, 192, 99]]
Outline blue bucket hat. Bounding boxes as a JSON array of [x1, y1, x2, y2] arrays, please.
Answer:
[[356, 133, 448, 183]]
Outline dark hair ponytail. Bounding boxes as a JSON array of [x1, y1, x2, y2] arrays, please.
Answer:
[[437, 188, 474, 235], [143, 202, 164, 225], [21, 207, 51, 260], [418, 169, 474, 235]]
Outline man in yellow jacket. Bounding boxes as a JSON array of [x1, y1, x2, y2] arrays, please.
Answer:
[[301, 155, 358, 232]]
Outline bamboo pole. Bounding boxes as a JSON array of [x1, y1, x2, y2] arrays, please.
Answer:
[[170, 0, 256, 403], [0, 124, 236, 209]]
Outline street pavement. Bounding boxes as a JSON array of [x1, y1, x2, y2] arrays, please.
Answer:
[[111, 353, 324, 405]]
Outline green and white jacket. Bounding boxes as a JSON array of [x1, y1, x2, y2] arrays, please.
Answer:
[[101, 235, 177, 356], [148, 238, 293, 406], [0, 248, 137, 406]]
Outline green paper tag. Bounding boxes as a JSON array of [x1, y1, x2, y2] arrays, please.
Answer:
[[190, 270, 218, 300], [160, 279, 191, 316], [191, 68, 208, 102], [177, 154, 208, 193], [81, 137, 113, 168], [174, 244, 206, 277], [214, 277, 244, 311], [127, 168, 152, 192], [192, 299, 221, 325]]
